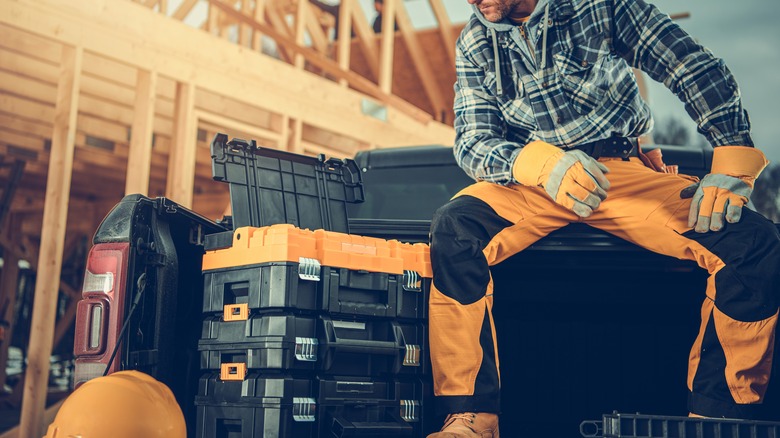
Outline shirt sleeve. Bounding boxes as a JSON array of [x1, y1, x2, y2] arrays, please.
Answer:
[[611, 0, 753, 147], [453, 33, 532, 185]]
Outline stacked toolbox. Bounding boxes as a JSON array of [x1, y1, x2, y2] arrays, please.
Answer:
[[196, 134, 434, 438]]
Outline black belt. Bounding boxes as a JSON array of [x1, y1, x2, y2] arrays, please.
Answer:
[[571, 137, 639, 159]]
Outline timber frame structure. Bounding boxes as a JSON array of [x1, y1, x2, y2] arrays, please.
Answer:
[[0, 0, 463, 435]]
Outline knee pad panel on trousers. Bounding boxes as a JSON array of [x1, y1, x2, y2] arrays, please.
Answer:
[[685, 209, 780, 322], [430, 196, 512, 305]]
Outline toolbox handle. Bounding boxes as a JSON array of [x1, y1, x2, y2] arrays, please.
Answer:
[[327, 411, 413, 438], [321, 318, 403, 356]]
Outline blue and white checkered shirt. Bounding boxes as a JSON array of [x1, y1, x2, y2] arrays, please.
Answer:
[[454, 0, 754, 185]]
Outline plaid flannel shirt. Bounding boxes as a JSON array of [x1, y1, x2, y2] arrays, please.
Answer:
[[454, 0, 754, 185]]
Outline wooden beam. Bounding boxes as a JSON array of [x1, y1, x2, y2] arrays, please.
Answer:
[[350, 1, 380, 80], [206, 1, 220, 35], [239, 0, 252, 46], [18, 44, 82, 438], [252, 0, 266, 50], [209, 0, 431, 124], [294, 0, 308, 69], [1, 0, 455, 148], [378, 0, 397, 94], [264, 2, 294, 62], [171, 0, 198, 21], [428, 0, 456, 67], [196, 110, 281, 144], [394, 2, 446, 119], [165, 82, 197, 208], [288, 118, 303, 154], [125, 69, 157, 195], [304, 1, 330, 56], [336, 0, 353, 87]]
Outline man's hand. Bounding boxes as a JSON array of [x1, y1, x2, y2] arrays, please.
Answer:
[[513, 140, 611, 217], [687, 146, 768, 233]]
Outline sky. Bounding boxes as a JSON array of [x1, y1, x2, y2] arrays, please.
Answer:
[[381, 0, 780, 164]]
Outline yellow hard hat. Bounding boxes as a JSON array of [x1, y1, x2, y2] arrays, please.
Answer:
[[44, 370, 186, 438]]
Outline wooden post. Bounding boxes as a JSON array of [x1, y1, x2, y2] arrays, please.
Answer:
[[0, 219, 21, 392], [165, 81, 197, 208], [288, 118, 303, 154], [239, 0, 252, 46], [125, 69, 157, 196], [206, 1, 220, 35], [294, 0, 308, 69], [18, 44, 82, 438], [337, 0, 352, 87], [252, 0, 266, 50], [378, 0, 396, 94]]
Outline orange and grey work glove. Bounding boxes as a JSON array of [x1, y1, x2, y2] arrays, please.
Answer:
[[513, 140, 611, 217], [687, 146, 769, 233]]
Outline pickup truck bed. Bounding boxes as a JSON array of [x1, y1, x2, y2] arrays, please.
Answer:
[[347, 145, 780, 437]]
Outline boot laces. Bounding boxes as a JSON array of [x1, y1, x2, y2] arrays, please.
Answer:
[[445, 412, 477, 429]]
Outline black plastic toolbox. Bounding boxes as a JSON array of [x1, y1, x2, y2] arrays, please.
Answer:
[[580, 412, 780, 438], [195, 373, 316, 438], [199, 313, 425, 376], [210, 133, 364, 233], [202, 262, 320, 314], [202, 262, 427, 320], [195, 373, 426, 437]]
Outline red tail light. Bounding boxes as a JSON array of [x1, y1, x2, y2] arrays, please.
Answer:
[[73, 242, 130, 386]]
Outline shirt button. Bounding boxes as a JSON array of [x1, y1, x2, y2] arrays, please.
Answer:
[[581, 60, 588, 67], [557, 117, 564, 124], [542, 82, 549, 87]]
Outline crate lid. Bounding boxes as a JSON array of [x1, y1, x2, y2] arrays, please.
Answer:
[[203, 225, 431, 277]]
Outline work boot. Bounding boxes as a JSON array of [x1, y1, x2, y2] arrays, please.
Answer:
[[426, 412, 499, 437]]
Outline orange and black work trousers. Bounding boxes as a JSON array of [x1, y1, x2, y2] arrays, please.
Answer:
[[429, 157, 780, 419]]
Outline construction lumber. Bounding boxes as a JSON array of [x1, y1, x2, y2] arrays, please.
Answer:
[[378, 0, 397, 94], [0, 0, 456, 146], [165, 81, 197, 208], [125, 69, 157, 195], [18, 44, 82, 438]]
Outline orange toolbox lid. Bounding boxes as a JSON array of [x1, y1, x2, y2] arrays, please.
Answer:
[[203, 224, 431, 276]]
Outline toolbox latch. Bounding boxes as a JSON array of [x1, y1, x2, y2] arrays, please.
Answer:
[[403, 344, 421, 367], [223, 303, 249, 321], [293, 397, 317, 422], [298, 257, 321, 281], [220, 363, 247, 381], [400, 400, 420, 422], [402, 270, 422, 292], [295, 337, 319, 362]]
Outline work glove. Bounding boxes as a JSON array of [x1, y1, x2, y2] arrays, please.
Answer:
[[513, 140, 611, 217], [687, 146, 768, 233]]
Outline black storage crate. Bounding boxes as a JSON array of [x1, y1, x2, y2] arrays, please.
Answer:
[[211, 133, 364, 233], [195, 374, 427, 437], [199, 314, 425, 376], [317, 377, 414, 438], [580, 412, 780, 438], [203, 262, 319, 314], [203, 263, 425, 320], [195, 372, 316, 438]]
